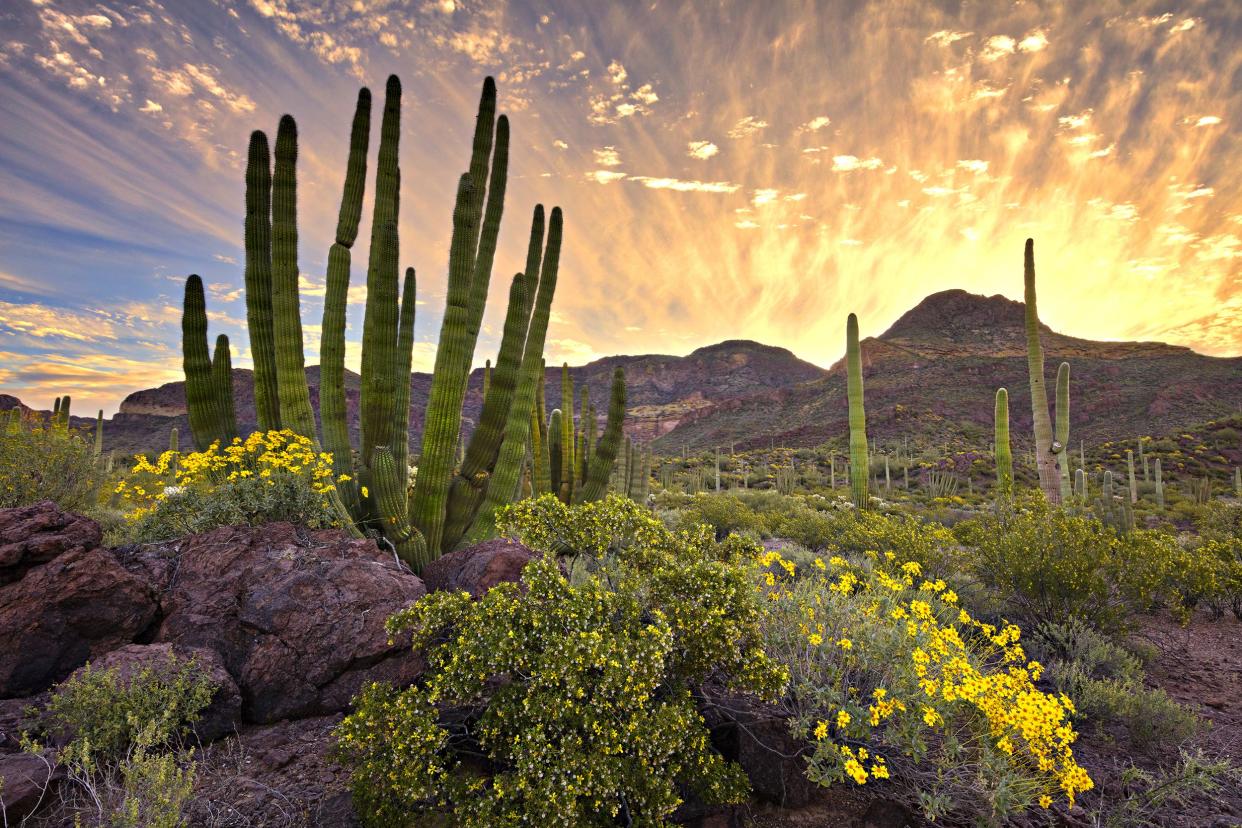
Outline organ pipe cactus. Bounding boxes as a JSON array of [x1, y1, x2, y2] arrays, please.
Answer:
[[1154, 457, 1164, 508], [181, 75, 562, 571], [270, 115, 317, 439], [1126, 450, 1138, 504], [846, 313, 869, 509], [244, 130, 280, 432], [994, 388, 1013, 498], [548, 408, 563, 498], [93, 410, 103, 457], [577, 368, 626, 503], [1023, 239, 1066, 504], [559, 364, 574, 503]]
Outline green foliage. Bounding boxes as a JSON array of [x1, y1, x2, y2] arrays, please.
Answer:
[[33, 656, 215, 762], [1028, 619, 1200, 750], [337, 495, 784, 827], [127, 474, 338, 543], [0, 415, 106, 512], [954, 498, 1170, 632]]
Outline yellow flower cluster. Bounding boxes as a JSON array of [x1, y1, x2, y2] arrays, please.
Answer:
[[757, 546, 1093, 811], [115, 429, 343, 521]]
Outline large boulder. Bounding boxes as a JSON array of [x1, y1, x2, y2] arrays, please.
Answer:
[[0, 501, 102, 587], [148, 523, 426, 723], [0, 546, 159, 698], [0, 751, 63, 822], [67, 643, 242, 744], [421, 538, 541, 598]]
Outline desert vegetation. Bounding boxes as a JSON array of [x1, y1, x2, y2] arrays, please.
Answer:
[[1, 71, 1240, 828]]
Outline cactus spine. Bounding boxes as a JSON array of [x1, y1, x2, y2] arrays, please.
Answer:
[[846, 313, 869, 509], [244, 130, 280, 432], [1023, 239, 1064, 504], [994, 388, 1013, 498]]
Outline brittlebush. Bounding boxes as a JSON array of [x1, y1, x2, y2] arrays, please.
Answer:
[[759, 548, 1093, 823]]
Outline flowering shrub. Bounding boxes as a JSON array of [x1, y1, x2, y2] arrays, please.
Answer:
[[336, 495, 786, 827], [115, 429, 343, 541], [759, 547, 1093, 822], [0, 416, 106, 512]]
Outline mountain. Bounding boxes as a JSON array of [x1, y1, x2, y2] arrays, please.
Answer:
[[69, 339, 824, 456], [7, 290, 1238, 458], [657, 289, 1242, 452]]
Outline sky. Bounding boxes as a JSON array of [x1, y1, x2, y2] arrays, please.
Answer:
[[0, 0, 1239, 416]]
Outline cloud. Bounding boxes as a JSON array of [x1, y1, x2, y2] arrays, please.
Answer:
[[980, 35, 1016, 62], [831, 155, 884, 172], [726, 116, 768, 138], [687, 140, 718, 160], [629, 176, 739, 193], [798, 115, 831, 132], [593, 146, 621, 166]]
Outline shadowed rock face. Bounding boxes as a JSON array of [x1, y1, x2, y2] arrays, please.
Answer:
[[145, 522, 427, 724], [420, 537, 543, 598]]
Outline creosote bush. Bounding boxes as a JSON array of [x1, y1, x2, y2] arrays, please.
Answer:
[[0, 416, 106, 513], [21, 654, 214, 828], [336, 495, 786, 827]]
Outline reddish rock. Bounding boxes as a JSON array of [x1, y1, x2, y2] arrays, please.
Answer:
[[0, 501, 102, 587], [0, 751, 63, 822], [0, 547, 159, 698], [152, 523, 425, 723], [68, 643, 242, 744], [421, 538, 542, 598], [187, 715, 358, 826]]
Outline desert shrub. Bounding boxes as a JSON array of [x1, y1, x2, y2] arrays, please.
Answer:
[[1091, 750, 1237, 828], [34, 656, 216, 761], [759, 548, 1092, 822], [1027, 619, 1200, 751], [337, 495, 786, 827], [115, 429, 343, 542], [672, 492, 764, 539], [22, 654, 214, 827], [953, 499, 1163, 633], [0, 417, 106, 512], [820, 509, 963, 577], [763, 503, 836, 551]]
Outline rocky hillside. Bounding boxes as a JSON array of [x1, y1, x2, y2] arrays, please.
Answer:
[[6, 290, 1238, 458], [658, 290, 1242, 452]]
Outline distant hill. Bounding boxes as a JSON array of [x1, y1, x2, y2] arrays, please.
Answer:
[[5, 289, 1238, 458], [657, 289, 1242, 452]]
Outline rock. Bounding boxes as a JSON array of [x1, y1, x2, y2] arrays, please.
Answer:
[[152, 523, 425, 723], [421, 538, 541, 598], [0, 751, 63, 823], [860, 798, 915, 828], [0, 546, 159, 698], [700, 692, 815, 809], [0, 501, 102, 587], [67, 643, 242, 744], [188, 715, 358, 827]]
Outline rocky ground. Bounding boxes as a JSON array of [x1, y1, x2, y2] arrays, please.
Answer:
[[2, 501, 1239, 827]]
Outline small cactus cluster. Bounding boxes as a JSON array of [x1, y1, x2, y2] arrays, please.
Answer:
[[527, 363, 627, 506], [180, 76, 624, 572]]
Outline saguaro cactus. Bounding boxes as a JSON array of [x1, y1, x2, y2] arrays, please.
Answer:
[[1023, 240, 1065, 504], [994, 388, 1013, 498], [1126, 450, 1138, 504], [846, 313, 869, 509], [1054, 362, 1071, 502]]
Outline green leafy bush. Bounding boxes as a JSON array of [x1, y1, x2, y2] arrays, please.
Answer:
[[22, 653, 214, 828], [1028, 619, 1200, 750], [953, 498, 1163, 633], [337, 495, 786, 827], [127, 475, 339, 542], [0, 417, 105, 513], [672, 492, 764, 539]]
